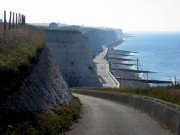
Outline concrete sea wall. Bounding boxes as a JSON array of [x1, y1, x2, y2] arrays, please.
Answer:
[[1, 47, 72, 112], [72, 89, 180, 135]]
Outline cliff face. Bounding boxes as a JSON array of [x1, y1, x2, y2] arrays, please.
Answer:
[[45, 30, 101, 87], [1, 47, 72, 112], [87, 28, 123, 57]]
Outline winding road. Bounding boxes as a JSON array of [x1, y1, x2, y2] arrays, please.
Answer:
[[65, 93, 173, 135]]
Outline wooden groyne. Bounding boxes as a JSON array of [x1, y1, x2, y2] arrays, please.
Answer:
[[108, 49, 138, 54], [112, 68, 157, 73], [106, 49, 173, 88], [116, 78, 173, 84]]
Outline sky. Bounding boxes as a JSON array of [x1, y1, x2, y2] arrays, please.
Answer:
[[0, 0, 180, 32]]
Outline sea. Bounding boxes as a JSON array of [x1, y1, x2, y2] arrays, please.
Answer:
[[114, 32, 180, 83]]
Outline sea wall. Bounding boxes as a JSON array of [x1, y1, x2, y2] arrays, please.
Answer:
[[87, 28, 123, 57], [1, 47, 72, 112], [72, 89, 180, 135], [45, 30, 101, 87]]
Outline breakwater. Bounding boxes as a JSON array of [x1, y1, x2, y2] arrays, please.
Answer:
[[114, 32, 180, 83], [107, 49, 173, 88]]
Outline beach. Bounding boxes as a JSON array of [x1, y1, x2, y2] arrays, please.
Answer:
[[106, 48, 149, 89], [94, 36, 174, 89], [92, 39, 149, 89]]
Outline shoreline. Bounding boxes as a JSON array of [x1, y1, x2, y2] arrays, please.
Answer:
[[95, 38, 172, 89], [105, 40, 150, 89], [114, 32, 180, 85], [105, 39, 173, 89], [93, 46, 119, 88]]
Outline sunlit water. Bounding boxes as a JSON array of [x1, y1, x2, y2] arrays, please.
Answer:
[[114, 32, 180, 82]]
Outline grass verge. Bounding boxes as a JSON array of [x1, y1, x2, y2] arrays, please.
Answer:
[[0, 97, 81, 135], [77, 86, 180, 105], [0, 25, 44, 70]]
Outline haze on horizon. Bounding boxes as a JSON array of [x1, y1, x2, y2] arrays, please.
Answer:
[[1, 0, 180, 32]]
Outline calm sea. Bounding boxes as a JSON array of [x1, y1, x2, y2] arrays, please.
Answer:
[[114, 32, 180, 82]]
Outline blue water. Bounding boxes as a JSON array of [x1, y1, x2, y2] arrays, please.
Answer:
[[114, 32, 180, 82]]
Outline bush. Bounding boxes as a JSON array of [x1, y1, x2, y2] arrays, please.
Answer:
[[15, 121, 39, 135], [0, 97, 81, 135]]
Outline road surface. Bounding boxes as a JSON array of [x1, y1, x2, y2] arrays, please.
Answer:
[[93, 47, 119, 88], [65, 93, 173, 135]]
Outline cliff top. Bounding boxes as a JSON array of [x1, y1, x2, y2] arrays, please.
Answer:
[[0, 25, 44, 71], [0, 25, 45, 97]]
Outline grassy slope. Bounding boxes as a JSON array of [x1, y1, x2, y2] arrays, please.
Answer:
[[0, 26, 82, 135], [79, 86, 180, 105], [0, 25, 44, 97], [0, 25, 44, 70]]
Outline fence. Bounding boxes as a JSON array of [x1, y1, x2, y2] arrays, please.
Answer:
[[2, 10, 26, 31]]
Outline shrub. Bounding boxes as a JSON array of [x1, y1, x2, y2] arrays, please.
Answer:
[[0, 97, 81, 135], [80, 87, 180, 105]]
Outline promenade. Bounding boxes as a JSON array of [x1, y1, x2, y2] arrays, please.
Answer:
[[93, 47, 119, 88]]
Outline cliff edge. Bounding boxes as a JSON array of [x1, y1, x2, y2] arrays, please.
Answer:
[[86, 28, 123, 57], [1, 47, 72, 112]]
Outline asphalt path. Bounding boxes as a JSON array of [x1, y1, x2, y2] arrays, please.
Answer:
[[65, 93, 173, 135]]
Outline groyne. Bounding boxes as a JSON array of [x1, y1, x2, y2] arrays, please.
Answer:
[[107, 49, 173, 88]]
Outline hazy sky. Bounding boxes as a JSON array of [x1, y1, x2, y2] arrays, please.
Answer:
[[1, 0, 180, 32]]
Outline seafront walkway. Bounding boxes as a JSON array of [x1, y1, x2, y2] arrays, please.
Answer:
[[93, 46, 119, 88]]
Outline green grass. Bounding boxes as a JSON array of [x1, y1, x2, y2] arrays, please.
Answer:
[[0, 25, 44, 97], [0, 25, 44, 71], [0, 97, 82, 135], [77, 86, 180, 105]]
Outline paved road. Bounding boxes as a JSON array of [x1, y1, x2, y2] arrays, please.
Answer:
[[93, 47, 119, 88], [65, 94, 173, 135]]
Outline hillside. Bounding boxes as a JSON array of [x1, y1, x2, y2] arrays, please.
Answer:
[[1, 47, 72, 112], [0, 26, 44, 98], [0, 26, 72, 112]]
